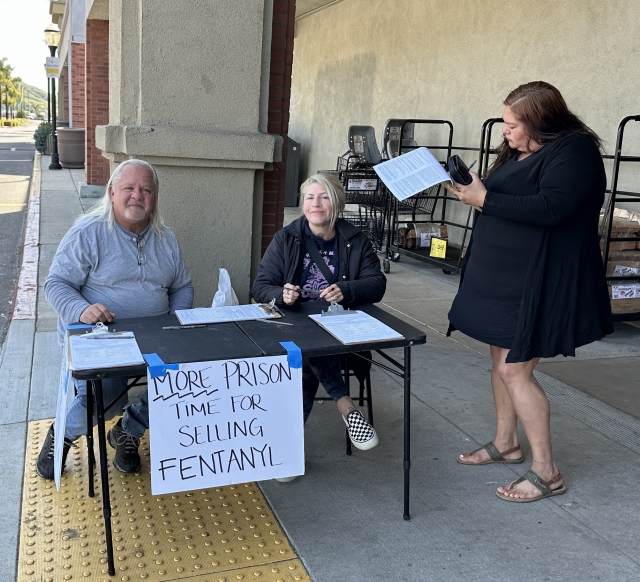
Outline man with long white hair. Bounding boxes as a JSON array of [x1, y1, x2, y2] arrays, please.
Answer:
[[37, 159, 194, 480]]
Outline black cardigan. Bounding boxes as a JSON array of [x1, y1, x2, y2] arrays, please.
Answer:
[[458, 133, 613, 362], [251, 216, 386, 307]]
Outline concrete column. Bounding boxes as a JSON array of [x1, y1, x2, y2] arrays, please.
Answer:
[[96, 0, 279, 306]]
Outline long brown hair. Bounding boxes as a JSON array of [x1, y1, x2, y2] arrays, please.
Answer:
[[489, 81, 602, 175]]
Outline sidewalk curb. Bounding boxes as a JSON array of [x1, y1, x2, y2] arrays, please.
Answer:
[[0, 152, 40, 368], [3, 150, 40, 368], [0, 150, 40, 582], [13, 152, 41, 321]]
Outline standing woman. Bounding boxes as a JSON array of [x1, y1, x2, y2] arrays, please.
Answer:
[[251, 173, 386, 452], [447, 81, 613, 502]]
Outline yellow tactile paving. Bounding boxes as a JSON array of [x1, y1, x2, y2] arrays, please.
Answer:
[[19, 419, 311, 582]]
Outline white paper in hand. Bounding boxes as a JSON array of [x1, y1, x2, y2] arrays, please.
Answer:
[[373, 147, 451, 201]]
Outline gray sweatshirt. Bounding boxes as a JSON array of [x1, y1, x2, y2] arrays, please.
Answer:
[[45, 216, 194, 344]]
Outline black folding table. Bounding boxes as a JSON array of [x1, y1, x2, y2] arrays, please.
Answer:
[[70, 305, 425, 576]]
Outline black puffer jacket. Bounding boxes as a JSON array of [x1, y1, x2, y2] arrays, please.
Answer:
[[251, 215, 386, 307]]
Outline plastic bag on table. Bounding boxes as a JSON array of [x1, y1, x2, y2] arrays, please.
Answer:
[[212, 268, 239, 307]]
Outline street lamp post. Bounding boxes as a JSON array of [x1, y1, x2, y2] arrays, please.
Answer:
[[44, 24, 62, 170]]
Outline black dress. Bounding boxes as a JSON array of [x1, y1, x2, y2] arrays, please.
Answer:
[[448, 133, 613, 361]]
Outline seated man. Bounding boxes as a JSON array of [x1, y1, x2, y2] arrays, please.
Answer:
[[37, 159, 194, 479]]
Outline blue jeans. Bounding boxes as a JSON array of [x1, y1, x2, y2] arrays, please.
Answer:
[[63, 376, 149, 441], [302, 355, 348, 422]]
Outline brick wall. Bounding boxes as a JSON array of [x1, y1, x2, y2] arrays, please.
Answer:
[[261, 0, 296, 254], [85, 19, 110, 186], [56, 65, 69, 121], [60, 65, 69, 121], [71, 43, 85, 128]]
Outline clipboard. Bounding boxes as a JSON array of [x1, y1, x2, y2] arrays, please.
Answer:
[[67, 331, 145, 371], [308, 310, 404, 345], [175, 301, 283, 325]]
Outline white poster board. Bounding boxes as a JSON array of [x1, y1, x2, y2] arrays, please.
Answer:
[[54, 343, 74, 491], [147, 355, 304, 494]]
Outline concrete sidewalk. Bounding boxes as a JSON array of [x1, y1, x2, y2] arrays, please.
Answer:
[[2, 154, 640, 581]]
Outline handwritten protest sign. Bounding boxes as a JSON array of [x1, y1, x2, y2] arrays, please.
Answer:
[[147, 355, 304, 494]]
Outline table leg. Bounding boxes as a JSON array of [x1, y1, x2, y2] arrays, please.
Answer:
[[403, 346, 411, 521], [93, 378, 116, 576], [86, 380, 94, 498], [344, 354, 352, 456]]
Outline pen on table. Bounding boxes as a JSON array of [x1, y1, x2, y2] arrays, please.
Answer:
[[257, 319, 294, 327], [162, 325, 207, 330], [79, 335, 131, 340]]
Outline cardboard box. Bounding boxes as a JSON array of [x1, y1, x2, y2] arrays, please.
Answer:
[[599, 216, 640, 251], [404, 224, 448, 249], [606, 260, 640, 278], [608, 281, 640, 314], [607, 249, 640, 263]]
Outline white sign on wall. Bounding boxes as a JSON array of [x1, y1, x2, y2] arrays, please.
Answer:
[[147, 355, 304, 495]]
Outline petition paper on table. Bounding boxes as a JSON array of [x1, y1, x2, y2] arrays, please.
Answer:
[[373, 147, 451, 201], [68, 332, 145, 370], [175, 304, 276, 325], [309, 311, 404, 345]]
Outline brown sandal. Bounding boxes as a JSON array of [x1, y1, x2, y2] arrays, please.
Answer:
[[496, 470, 567, 503], [457, 441, 523, 465]]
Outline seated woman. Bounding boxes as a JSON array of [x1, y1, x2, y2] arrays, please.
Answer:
[[251, 173, 386, 455]]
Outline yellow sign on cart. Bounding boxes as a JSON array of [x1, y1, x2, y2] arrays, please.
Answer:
[[430, 237, 447, 258]]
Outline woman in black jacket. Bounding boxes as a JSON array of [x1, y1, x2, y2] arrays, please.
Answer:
[[252, 173, 386, 463], [446, 81, 613, 502]]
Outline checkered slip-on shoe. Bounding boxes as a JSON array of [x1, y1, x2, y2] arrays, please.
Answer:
[[343, 409, 379, 450]]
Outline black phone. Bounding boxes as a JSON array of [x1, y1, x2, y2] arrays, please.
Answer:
[[447, 155, 472, 186]]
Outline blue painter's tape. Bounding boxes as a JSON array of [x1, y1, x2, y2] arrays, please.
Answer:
[[143, 353, 179, 378], [66, 324, 93, 330], [279, 341, 302, 369]]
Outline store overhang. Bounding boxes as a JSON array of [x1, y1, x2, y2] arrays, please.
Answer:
[[87, 0, 109, 20], [49, 0, 66, 26]]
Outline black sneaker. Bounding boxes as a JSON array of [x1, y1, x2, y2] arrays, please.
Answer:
[[107, 418, 141, 473], [343, 409, 379, 451], [36, 423, 76, 480]]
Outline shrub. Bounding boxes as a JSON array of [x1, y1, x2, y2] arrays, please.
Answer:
[[17, 109, 26, 118], [34, 121, 52, 153]]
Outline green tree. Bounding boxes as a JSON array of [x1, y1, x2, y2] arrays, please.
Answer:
[[0, 57, 23, 119]]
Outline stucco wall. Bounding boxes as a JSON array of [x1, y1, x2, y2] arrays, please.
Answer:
[[98, 0, 278, 306], [290, 0, 640, 196]]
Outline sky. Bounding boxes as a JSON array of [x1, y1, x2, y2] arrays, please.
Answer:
[[0, 0, 55, 91]]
